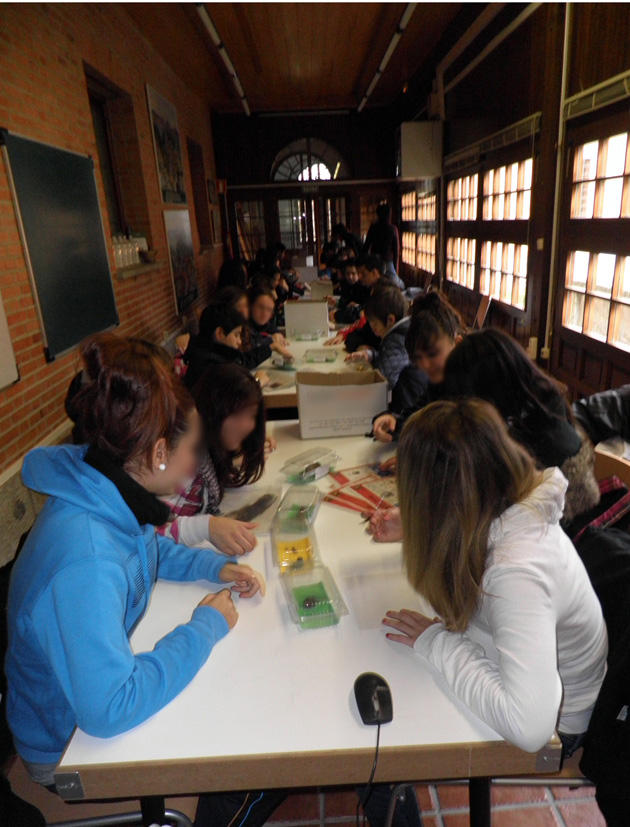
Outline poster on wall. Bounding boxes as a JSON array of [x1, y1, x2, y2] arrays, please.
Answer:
[[164, 209, 198, 314], [146, 84, 187, 205]]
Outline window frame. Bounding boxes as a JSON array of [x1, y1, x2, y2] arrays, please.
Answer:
[[399, 180, 439, 282]]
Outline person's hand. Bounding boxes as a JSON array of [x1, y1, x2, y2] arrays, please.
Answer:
[[347, 301, 359, 308], [379, 455, 397, 472], [197, 589, 239, 629], [325, 333, 344, 346], [373, 414, 397, 443], [270, 344, 294, 360], [382, 609, 441, 647], [208, 516, 258, 555], [219, 563, 266, 598], [254, 370, 270, 388], [345, 351, 369, 364], [365, 506, 402, 543], [272, 332, 289, 347], [264, 435, 277, 458]]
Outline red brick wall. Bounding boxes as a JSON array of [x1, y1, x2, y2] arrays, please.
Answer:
[[0, 3, 223, 474]]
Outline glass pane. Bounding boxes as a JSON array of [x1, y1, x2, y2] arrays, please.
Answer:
[[502, 272, 514, 302], [616, 257, 630, 302], [521, 189, 531, 220], [563, 290, 585, 331], [481, 241, 491, 268], [506, 191, 517, 219], [574, 140, 599, 182], [514, 277, 527, 310], [572, 181, 595, 218], [567, 250, 589, 290], [600, 177, 623, 218], [604, 134, 627, 178], [516, 245, 528, 278], [506, 243, 515, 275], [480, 268, 490, 295], [592, 253, 616, 297], [584, 296, 610, 341], [523, 158, 533, 190], [610, 303, 630, 350]]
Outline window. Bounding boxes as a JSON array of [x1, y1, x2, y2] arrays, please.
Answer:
[[278, 199, 311, 250], [235, 201, 265, 259], [418, 192, 436, 222], [563, 250, 630, 350], [417, 233, 436, 274], [360, 196, 386, 240], [480, 242, 528, 310], [323, 198, 346, 240], [89, 94, 125, 235], [447, 174, 478, 221], [401, 192, 416, 222], [186, 137, 212, 248], [402, 231, 416, 266], [571, 133, 630, 219], [271, 138, 349, 182], [483, 159, 532, 220], [446, 238, 476, 290]]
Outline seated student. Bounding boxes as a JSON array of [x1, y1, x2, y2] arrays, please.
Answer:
[[384, 398, 608, 756], [442, 328, 601, 529], [248, 285, 289, 348], [184, 303, 292, 390], [216, 285, 289, 370], [217, 257, 247, 291], [330, 258, 370, 325], [159, 363, 267, 555], [5, 334, 263, 790], [372, 290, 465, 442], [572, 383, 630, 447], [345, 285, 410, 389]]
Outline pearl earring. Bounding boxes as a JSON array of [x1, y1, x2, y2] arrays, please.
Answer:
[[158, 462, 166, 471]]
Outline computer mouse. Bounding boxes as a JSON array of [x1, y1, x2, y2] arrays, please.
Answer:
[[353, 672, 393, 725]]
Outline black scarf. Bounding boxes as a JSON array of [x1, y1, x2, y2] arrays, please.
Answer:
[[85, 446, 171, 527]]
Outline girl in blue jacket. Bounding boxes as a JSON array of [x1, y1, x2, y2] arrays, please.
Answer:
[[5, 334, 262, 794]]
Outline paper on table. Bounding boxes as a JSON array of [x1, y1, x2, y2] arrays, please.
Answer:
[[344, 569, 434, 630]]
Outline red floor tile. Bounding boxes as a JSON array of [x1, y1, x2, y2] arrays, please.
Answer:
[[489, 808, 561, 826], [491, 784, 548, 805], [557, 800, 606, 826], [551, 784, 596, 800], [268, 790, 320, 823]]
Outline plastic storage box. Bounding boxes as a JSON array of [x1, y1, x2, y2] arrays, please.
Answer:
[[281, 564, 348, 630], [304, 348, 339, 363], [280, 447, 339, 483], [275, 485, 322, 524], [271, 513, 319, 571]]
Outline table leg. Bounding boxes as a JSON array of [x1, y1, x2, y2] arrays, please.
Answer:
[[141, 796, 166, 826], [469, 778, 491, 827]]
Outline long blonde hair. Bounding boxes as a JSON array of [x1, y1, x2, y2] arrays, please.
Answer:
[[397, 399, 541, 632]]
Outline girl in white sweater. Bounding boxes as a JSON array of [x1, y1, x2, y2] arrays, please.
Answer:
[[384, 398, 608, 755]]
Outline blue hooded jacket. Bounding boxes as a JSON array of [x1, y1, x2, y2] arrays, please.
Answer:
[[6, 444, 233, 765]]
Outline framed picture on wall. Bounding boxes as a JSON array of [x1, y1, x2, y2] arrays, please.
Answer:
[[146, 84, 187, 205], [207, 178, 218, 206], [164, 209, 198, 314]]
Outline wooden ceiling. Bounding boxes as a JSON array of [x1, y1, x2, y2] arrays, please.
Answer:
[[125, 3, 462, 113]]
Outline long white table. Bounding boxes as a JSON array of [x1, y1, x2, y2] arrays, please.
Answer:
[[54, 422, 561, 822]]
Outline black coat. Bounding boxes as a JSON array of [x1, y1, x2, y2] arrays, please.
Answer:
[[573, 384, 630, 445], [183, 336, 249, 389]]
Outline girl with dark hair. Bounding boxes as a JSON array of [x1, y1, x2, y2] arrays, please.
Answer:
[[217, 257, 247, 291], [159, 363, 271, 556], [6, 333, 262, 790], [442, 327, 601, 526], [384, 399, 607, 756]]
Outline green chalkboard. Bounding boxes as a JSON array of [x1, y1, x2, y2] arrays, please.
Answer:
[[1, 129, 119, 360]]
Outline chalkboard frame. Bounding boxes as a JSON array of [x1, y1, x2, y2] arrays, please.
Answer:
[[0, 128, 119, 361]]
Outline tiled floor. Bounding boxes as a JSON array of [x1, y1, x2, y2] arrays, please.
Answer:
[[267, 783, 606, 827]]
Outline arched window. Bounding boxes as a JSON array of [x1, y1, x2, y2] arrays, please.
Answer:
[[271, 138, 349, 182]]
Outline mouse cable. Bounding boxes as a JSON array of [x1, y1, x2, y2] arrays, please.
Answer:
[[356, 722, 381, 827]]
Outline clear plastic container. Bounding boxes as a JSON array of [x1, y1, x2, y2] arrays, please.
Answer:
[[219, 484, 282, 534], [281, 448, 339, 483], [281, 564, 348, 630], [271, 514, 319, 571], [275, 485, 322, 524], [271, 355, 297, 371], [304, 348, 339, 363]]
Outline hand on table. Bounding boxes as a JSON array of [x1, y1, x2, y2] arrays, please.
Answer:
[[264, 435, 277, 458], [272, 332, 289, 347], [379, 455, 397, 472], [219, 562, 266, 598], [372, 414, 397, 443], [345, 350, 369, 364], [382, 609, 441, 647], [325, 333, 344, 346], [197, 589, 239, 629], [270, 343, 294, 360], [365, 506, 403, 543], [208, 516, 258, 555]]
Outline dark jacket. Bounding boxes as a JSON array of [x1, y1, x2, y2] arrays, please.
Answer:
[[183, 336, 245, 389], [362, 220, 399, 267], [373, 381, 444, 439], [335, 280, 370, 325], [373, 317, 411, 390], [573, 384, 630, 445], [390, 364, 429, 415], [248, 318, 278, 349], [345, 320, 381, 354]]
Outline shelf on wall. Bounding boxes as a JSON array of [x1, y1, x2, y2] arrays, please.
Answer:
[[116, 262, 162, 281]]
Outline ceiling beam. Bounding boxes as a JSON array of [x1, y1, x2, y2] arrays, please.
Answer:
[[196, 3, 251, 116]]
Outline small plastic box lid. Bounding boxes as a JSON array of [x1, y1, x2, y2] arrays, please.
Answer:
[[274, 485, 322, 524], [281, 564, 348, 630], [281, 447, 339, 483], [271, 517, 319, 571], [304, 348, 339, 363]]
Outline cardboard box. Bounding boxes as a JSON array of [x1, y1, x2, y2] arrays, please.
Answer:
[[310, 280, 334, 301], [296, 370, 389, 439], [285, 300, 330, 339]]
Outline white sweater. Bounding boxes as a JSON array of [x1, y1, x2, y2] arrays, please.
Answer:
[[414, 467, 608, 752]]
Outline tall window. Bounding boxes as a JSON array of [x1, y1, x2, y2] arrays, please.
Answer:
[[89, 94, 125, 235], [483, 159, 532, 221], [446, 238, 476, 290], [400, 186, 438, 278], [571, 133, 630, 219], [447, 174, 478, 221], [278, 199, 311, 249]]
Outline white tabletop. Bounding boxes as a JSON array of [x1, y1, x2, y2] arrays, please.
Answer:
[[56, 422, 560, 797]]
